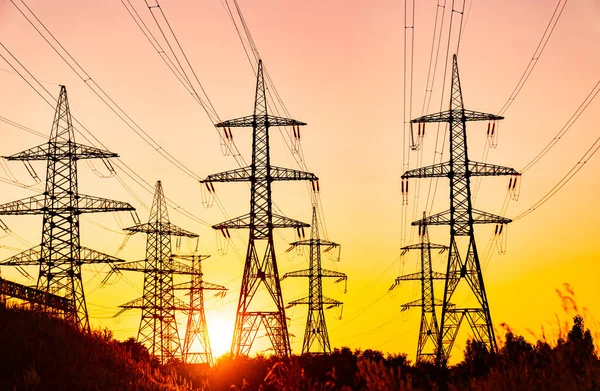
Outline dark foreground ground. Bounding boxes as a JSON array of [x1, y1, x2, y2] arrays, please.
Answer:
[[1, 304, 599, 390]]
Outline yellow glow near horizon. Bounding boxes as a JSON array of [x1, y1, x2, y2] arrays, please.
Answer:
[[207, 314, 235, 358]]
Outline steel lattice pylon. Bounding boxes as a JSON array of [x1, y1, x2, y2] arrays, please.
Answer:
[[115, 181, 200, 363], [282, 206, 347, 354], [174, 255, 227, 365], [391, 212, 448, 363], [402, 55, 521, 364], [202, 60, 317, 357], [0, 86, 134, 329]]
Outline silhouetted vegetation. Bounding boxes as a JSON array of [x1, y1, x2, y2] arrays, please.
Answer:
[[1, 302, 599, 390], [0, 303, 190, 390]]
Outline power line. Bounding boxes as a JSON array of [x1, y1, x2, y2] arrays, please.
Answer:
[[497, 0, 569, 116]]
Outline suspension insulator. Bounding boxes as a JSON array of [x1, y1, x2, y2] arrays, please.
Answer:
[[487, 122, 491, 136], [512, 177, 518, 189], [316, 180, 320, 192], [311, 181, 316, 192], [499, 224, 504, 234], [301, 227, 305, 238], [494, 224, 499, 235], [491, 122, 496, 135], [225, 228, 231, 239], [210, 182, 215, 192], [220, 228, 227, 238], [293, 126, 297, 138], [205, 182, 212, 192], [508, 177, 513, 190]]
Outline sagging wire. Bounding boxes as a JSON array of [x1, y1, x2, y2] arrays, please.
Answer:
[[200, 181, 216, 209], [507, 174, 521, 201], [291, 124, 301, 154], [219, 127, 235, 157], [401, 179, 409, 205], [410, 121, 426, 151], [85, 158, 117, 179], [215, 228, 231, 256], [493, 223, 508, 255], [22, 161, 40, 183], [310, 180, 320, 206], [115, 233, 132, 256], [324, 243, 341, 263], [486, 120, 499, 149]]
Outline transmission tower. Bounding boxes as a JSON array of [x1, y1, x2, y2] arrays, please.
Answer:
[[115, 181, 201, 363], [390, 212, 448, 363], [201, 60, 318, 357], [0, 86, 134, 330], [282, 205, 347, 354], [173, 255, 227, 365], [402, 55, 520, 364]]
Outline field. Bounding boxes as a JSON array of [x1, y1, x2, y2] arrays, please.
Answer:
[[1, 296, 599, 391]]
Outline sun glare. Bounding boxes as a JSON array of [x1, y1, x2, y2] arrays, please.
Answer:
[[207, 315, 234, 358]]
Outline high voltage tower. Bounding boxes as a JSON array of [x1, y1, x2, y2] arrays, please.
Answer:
[[282, 206, 347, 354], [174, 255, 227, 365], [390, 212, 448, 363], [115, 181, 210, 364], [402, 55, 520, 364], [0, 86, 134, 330], [201, 60, 318, 357]]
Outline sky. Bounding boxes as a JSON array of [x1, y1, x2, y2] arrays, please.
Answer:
[[0, 0, 599, 363]]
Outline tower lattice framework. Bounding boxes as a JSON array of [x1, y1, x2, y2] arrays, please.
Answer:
[[402, 55, 520, 363], [174, 255, 227, 365], [115, 181, 201, 363], [202, 60, 318, 357], [391, 212, 448, 363], [0, 86, 134, 329], [282, 205, 347, 354]]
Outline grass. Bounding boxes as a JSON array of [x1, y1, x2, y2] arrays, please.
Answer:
[[1, 285, 598, 390]]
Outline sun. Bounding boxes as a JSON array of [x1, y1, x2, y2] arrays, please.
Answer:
[[206, 314, 235, 358]]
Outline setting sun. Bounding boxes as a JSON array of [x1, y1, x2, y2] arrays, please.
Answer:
[[206, 314, 235, 359]]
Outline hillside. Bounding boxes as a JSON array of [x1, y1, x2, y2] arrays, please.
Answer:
[[0, 304, 190, 391], [1, 303, 599, 390]]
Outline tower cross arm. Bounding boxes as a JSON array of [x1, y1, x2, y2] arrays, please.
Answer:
[[270, 166, 318, 182], [402, 162, 520, 179], [124, 222, 197, 238], [288, 239, 339, 248], [393, 271, 446, 284], [215, 115, 306, 128], [212, 213, 309, 230], [114, 259, 203, 275], [401, 243, 448, 252], [287, 296, 343, 308], [77, 195, 135, 213], [173, 280, 227, 291], [411, 109, 503, 123], [321, 269, 347, 280], [0, 277, 73, 311], [171, 254, 210, 262], [411, 209, 512, 226], [401, 298, 449, 311], [286, 296, 343, 308], [201, 166, 252, 183], [0, 245, 124, 266], [281, 268, 309, 280], [4, 142, 118, 161], [116, 296, 190, 315]]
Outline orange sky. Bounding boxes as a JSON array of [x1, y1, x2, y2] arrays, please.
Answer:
[[0, 0, 599, 362]]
